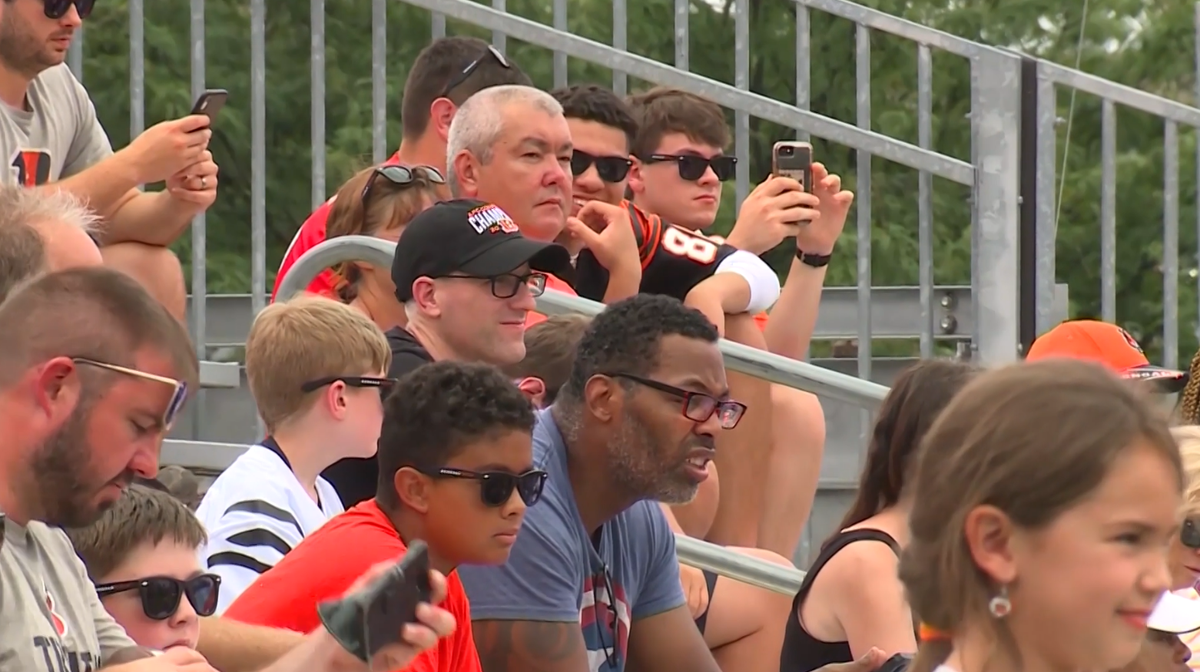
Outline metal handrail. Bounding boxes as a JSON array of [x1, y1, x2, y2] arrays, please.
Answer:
[[275, 236, 889, 408], [675, 535, 804, 595]]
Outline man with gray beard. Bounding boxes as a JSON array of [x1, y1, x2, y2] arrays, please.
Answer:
[[0, 267, 455, 672], [458, 294, 753, 672]]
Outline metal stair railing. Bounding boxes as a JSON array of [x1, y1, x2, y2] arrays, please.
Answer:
[[275, 235, 890, 408]]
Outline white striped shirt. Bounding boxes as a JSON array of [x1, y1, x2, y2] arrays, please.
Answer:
[[195, 443, 343, 614]]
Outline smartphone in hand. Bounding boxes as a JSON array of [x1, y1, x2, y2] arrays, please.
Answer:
[[362, 541, 433, 659], [190, 89, 228, 124], [772, 141, 813, 193]]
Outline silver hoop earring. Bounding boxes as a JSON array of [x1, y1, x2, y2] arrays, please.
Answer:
[[988, 585, 1012, 618]]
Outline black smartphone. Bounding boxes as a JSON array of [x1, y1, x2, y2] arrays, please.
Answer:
[[362, 541, 433, 659], [876, 653, 914, 672], [190, 89, 228, 123], [773, 140, 813, 193]]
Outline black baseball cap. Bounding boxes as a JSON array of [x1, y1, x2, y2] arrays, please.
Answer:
[[392, 199, 574, 302]]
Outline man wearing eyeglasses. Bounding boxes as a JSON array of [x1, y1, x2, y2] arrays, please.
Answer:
[[0, 0, 220, 321], [273, 37, 532, 301], [0, 267, 456, 672], [320, 199, 574, 507], [459, 294, 774, 672]]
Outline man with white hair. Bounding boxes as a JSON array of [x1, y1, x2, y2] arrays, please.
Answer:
[[0, 185, 103, 303], [445, 85, 644, 305]]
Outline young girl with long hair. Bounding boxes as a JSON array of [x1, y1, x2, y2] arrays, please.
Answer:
[[901, 359, 1182, 672], [780, 359, 979, 671]]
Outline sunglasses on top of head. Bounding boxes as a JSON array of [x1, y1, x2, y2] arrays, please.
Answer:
[[300, 375, 397, 398], [361, 165, 446, 205], [570, 151, 632, 184], [71, 357, 189, 430], [641, 153, 737, 182], [439, 45, 510, 99], [95, 574, 221, 621], [419, 467, 549, 507]]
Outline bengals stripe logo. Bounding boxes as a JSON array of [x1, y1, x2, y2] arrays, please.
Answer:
[[10, 149, 52, 187]]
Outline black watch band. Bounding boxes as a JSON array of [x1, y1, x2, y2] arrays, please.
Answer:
[[795, 248, 832, 268]]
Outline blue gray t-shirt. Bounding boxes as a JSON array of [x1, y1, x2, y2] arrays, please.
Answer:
[[458, 408, 685, 672]]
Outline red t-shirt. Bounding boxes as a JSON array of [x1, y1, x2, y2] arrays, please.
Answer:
[[271, 153, 404, 301], [224, 500, 480, 672]]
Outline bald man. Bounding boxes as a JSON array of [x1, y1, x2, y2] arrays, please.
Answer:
[[0, 186, 104, 304]]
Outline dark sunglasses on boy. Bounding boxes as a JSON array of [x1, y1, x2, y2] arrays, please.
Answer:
[[641, 153, 736, 182], [95, 574, 221, 620], [44, 0, 95, 19], [570, 151, 632, 184], [420, 467, 549, 507], [361, 165, 446, 205]]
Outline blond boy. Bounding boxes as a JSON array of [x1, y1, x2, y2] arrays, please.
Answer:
[[195, 295, 391, 613]]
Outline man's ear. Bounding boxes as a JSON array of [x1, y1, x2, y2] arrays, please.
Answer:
[[516, 377, 548, 409], [452, 150, 481, 198], [429, 99, 457, 143], [33, 357, 82, 425], [410, 278, 441, 318]]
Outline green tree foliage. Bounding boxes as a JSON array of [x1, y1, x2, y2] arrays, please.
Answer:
[[78, 0, 1200, 362]]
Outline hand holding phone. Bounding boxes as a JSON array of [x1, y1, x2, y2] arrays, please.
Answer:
[[317, 541, 434, 662], [772, 141, 813, 193], [190, 89, 228, 125]]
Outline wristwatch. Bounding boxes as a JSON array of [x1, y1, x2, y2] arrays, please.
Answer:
[[795, 247, 832, 268]]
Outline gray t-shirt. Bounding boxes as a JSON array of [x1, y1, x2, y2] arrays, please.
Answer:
[[0, 514, 136, 672], [0, 64, 113, 187], [457, 409, 685, 672]]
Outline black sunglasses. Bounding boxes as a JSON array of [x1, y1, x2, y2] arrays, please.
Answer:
[[1182, 519, 1200, 549], [439, 271, 548, 300], [421, 467, 548, 507], [439, 45, 510, 99], [605, 372, 746, 429], [300, 375, 397, 395], [642, 153, 736, 182], [361, 165, 445, 205], [95, 574, 221, 620], [44, 0, 94, 19], [570, 151, 632, 184]]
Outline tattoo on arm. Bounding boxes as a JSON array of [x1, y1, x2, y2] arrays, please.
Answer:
[[474, 620, 585, 672]]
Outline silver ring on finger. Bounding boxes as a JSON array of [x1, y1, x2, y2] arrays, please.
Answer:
[[200, 177, 208, 189]]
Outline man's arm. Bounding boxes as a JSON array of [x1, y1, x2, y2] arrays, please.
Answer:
[[197, 617, 305, 672], [625, 605, 721, 672], [473, 620, 591, 672], [456, 474, 590, 672]]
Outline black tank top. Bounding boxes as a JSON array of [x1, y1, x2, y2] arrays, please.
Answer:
[[779, 528, 900, 672]]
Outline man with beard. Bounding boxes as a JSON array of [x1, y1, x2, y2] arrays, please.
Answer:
[[0, 267, 456, 672], [457, 294, 785, 672], [0, 0, 217, 320]]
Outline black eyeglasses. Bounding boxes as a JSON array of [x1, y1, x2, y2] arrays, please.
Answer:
[[95, 574, 221, 620], [642, 153, 736, 182], [420, 467, 548, 507], [605, 372, 746, 429], [591, 563, 620, 669], [300, 375, 397, 396], [1182, 519, 1200, 549], [439, 271, 548, 300], [361, 165, 445, 205], [570, 151, 632, 183], [44, 0, 94, 19], [438, 45, 510, 99]]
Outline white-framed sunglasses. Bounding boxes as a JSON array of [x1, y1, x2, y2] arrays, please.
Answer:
[[71, 358, 189, 430]]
